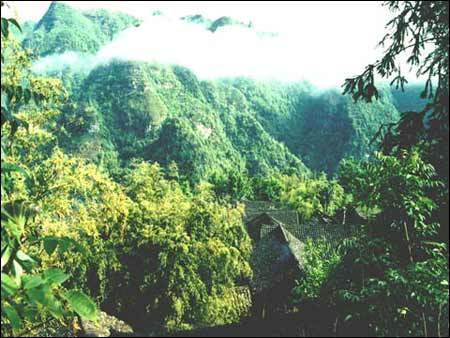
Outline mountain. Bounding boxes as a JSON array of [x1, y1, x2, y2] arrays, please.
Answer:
[[22, 1, 140, 56], [217, 79, 400, 173], [56, 58, 403, 180], [26, 2, 423, 180], [58, 60, 307, 182], [391, 83, 428, 112], [181, 14, 252, 32], [208, 16, 252, 32]]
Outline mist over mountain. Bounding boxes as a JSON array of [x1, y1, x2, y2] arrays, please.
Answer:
[[18, 1, 427, 179], [2, 1, 447, 336]]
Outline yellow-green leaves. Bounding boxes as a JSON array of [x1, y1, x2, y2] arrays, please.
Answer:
[[63, 290, 98, 321], [118, 161, 252, 330], [3, 304, 22, 333], [43, 268, 71, 286], [1, 13, 101, 335], [1, 273, 19, 296]]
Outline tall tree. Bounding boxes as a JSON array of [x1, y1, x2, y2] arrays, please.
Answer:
[[343, 1, 449, 180]]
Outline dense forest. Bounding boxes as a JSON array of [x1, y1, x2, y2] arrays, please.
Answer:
[[1, 1, 448, 337]]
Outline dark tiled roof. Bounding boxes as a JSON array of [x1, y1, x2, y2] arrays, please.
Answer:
[[244, 200, 358, 293], [246, 212, 283, 240], [281, 218, 355, 249], [244, 200, 356, 249], [243, 200, 285, 212], [246, 209, 299, 228], [279, 225, 305, 269], [242, 200, 286, 222], [250, 224, 304, 293]]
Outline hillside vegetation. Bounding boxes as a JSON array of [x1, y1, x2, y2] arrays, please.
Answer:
[[22, 2, 140, 56], [1, 1, 448, 337]]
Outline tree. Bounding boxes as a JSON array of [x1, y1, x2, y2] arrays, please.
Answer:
[[343, 1, 449, 181], [330, 150, 449, 337], [1, 6, 97, 336], [109, 162, 252, 332], [329, 4, 450, 334]]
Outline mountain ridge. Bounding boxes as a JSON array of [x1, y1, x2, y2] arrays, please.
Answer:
[[23, 2, 426, 180]]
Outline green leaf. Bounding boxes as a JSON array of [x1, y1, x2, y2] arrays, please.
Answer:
[[1, 245, 12, 270], [8, 18, 21, 33], [41, 236, 86, 256], [43, 268, 70, 285], [12, 260, 24, 285], [1, 18, 9, 39], [0, 162, 28, 178], [48, 299, 65, 319], [3, 303, 22, 332], [23, 275, 45, 290], [16, 250, 35, 263], [43, 238, 58, 256], [23, 88, 31, 104], [57, 238, 71, 254], [1, 90, 10, 111], [1, 273, 19, 296], [64, 290, 98, 321], [22, 305, 39, 322], [26, 284, 53, 307]]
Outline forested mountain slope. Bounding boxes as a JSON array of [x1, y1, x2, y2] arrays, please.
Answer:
[[54, 60, 402, 178], [2, 1, 448, 337], [22, 1, 140, 56], [23, 1, 418, 179]]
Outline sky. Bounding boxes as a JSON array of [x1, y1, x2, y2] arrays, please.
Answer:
[[4, 1, 409, 87]]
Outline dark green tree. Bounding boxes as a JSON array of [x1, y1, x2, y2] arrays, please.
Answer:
[[343, 1, 449, 181]]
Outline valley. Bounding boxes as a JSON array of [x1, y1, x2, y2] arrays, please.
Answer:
[[1, 1, 448, 337]]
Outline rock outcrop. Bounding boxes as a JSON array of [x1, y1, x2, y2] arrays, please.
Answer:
[[79, 311, 134, 337]]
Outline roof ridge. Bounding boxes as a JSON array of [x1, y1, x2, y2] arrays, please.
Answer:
[[278, 224, 305, 267], [249, 208, 296, 212], [278, 224, 290, 243], [248, 211, 285, 225], [267, 214, 286, 226]]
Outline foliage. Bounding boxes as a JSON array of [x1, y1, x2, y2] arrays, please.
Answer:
[[329, 3, 450, 335], [2, 9, 257, 335], [342, 1, 449, 182], [328, 150, 449, 336], [66, 59, 308, 182], [22, 2, 428, 178], [209, 167, 254, 202], [1, 8, 98, 336], [251, 174, 284, 201], [251, 172, 349, 222], [2, 2, 448, 337], [391, 83, 428, 112], [74, 58, 403, 178], [292, 238, 341, 302], [22, 2, 140, 57], [107, 162, 253, 331]]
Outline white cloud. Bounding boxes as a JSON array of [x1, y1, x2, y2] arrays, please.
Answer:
[[21, 1, 423, 87]]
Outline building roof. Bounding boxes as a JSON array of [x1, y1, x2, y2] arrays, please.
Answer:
[[250, 224, 305, 293], [246, 212, 284, 240], [244, 200, 359, 294], [282, 218, 355, 249], [242, 200, 286, 222], [244, 200, 356, 249], [246, 209, 299, 228]]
